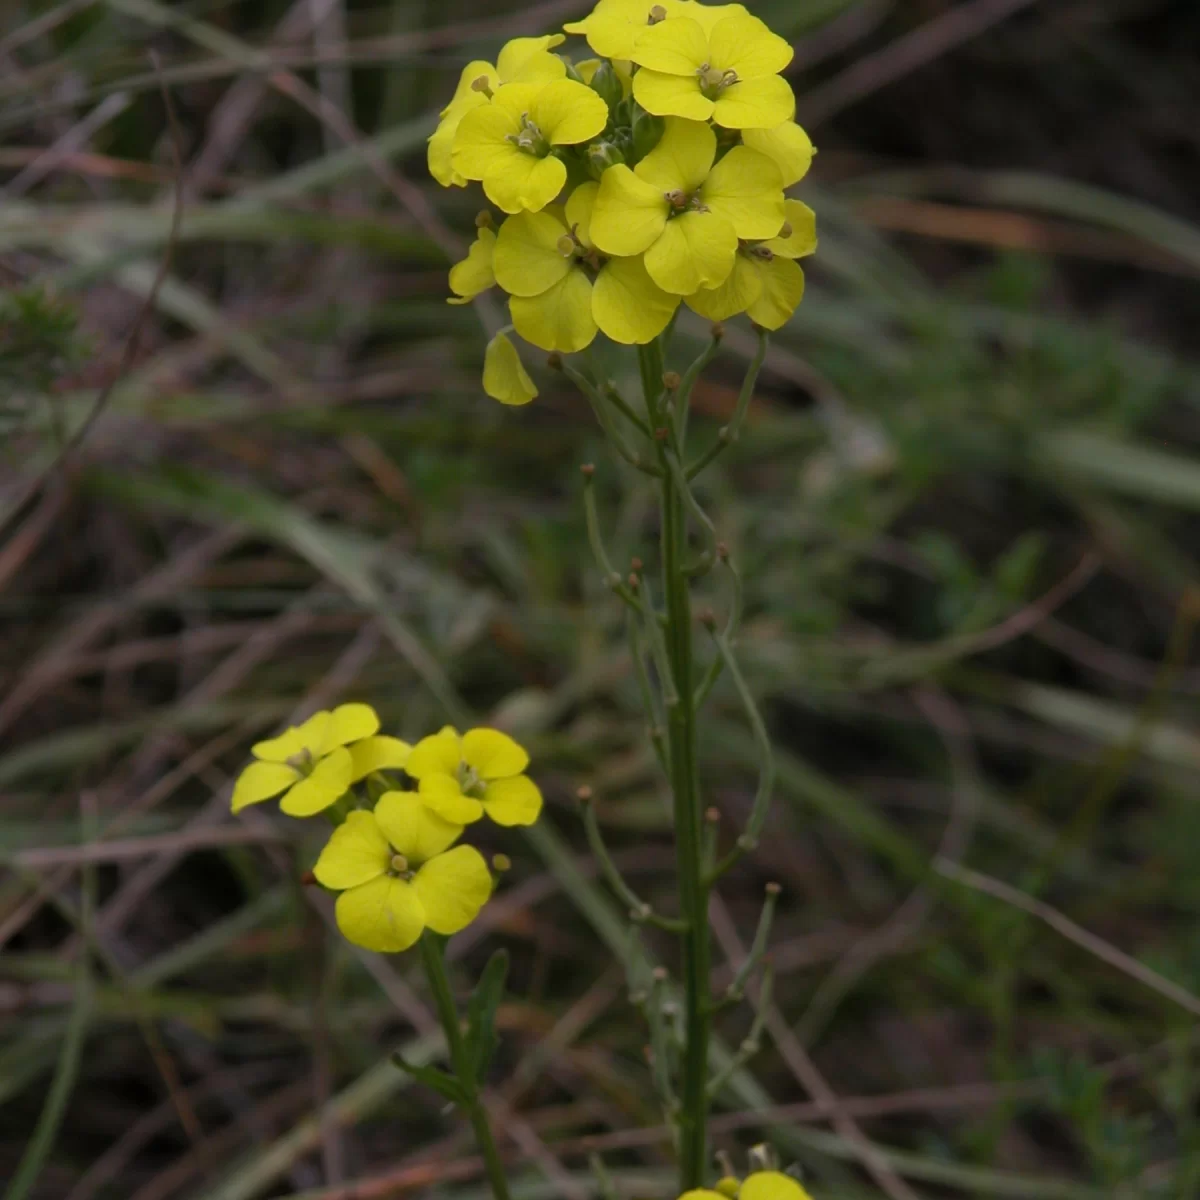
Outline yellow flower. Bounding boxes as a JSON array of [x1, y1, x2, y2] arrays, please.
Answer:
[[405, 726, 543, 826], [231, 704, 411, 817], [428, 37, 567, 187], [742, 121, 815, 187], [448, 225, 497, 304], [493, 183, 679, 351], [452, 79, 609, 214], [629, 10, 795, 129], [686, 199, 815, 330], [679, 1172, 812, 1200], [565, 0, 745, 60], [313, 797, 492, 952], [483, 332, 538, 405], [590, 118, 784, 295]]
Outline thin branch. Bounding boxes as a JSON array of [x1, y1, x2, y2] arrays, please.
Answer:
[[579, 791, 687, 933], [686, 326, 768, 480]]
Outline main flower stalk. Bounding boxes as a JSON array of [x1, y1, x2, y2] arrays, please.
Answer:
[[639, 337, 711, 1187], [419, 933, 513, 1200]]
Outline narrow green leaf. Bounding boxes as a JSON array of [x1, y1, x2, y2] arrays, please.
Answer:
[[464, 947, 509, 1084], [390, 1053, 469, 1106]]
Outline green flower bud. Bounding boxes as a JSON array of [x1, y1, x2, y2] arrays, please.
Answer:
[[588, 59, 624, 113], [587, 139, 626, 179], [563, 58, 585, 84], [631, 107, 664, 162]]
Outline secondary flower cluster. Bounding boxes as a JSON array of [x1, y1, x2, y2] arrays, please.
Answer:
[[683, 1171, 813, 1200], [429, 1, 816, 404], [231, 705, 541, 952]]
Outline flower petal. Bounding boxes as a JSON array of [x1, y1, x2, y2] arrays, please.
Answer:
[[405, 726, 462, 779], [531, 79, 609, 146], [279, 745, 352, 817], [565, 181, 598, 249], [629, 14, 708, 74], [481, 774, 543, 826], [451, 104, 520, 182], [231, 761, 299, 812], [702, 145, 785, 240], [632, 69, 713, 122], [679, 1193, 730, 1200], [590, 165, 668, 257], [496, 35, 566, 82], [483, 333, 539, 406], [419, 773, 485, 824], [593, 256, 680, 344], [251, 711, 327, 762], [348, 736, 413, 781], [312, 810, 390, 889], [494, 209, 572, 297], [746, 255, 805, 331], [448, 227, 497, 304], [375, 790, 463, 861], [440, 60, 497, 118], [685, 252, 762, 322], [463, 728, 530, 778], [644, 210, 737, 294], [335, 876, 425, 953], [484, 152, 567, 215], [764, 198, 817, 259], [428, 113, 473, 187], [321, 703, 380, 753], [414, 845, 493, 935], [711, 74, 796, 129], [510, 271, 598, 353], [740, 1172, 813, 1200], [741, 121, 814, 187], [708, 12, 794, 78], [634, 117, 716, 194]]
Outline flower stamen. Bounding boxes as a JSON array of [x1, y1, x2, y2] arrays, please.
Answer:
[[647, 4, 667, 23], [506, 112, 550, 157]]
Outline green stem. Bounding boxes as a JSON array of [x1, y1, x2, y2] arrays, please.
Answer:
[[419, 933, 512, 1200], [640, 337, 711, 1191]]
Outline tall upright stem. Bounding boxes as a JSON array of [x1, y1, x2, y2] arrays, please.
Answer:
[[639, 338, 711, 1190], [419, 933, 512, 1200]]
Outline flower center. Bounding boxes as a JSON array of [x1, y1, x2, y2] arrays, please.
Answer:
[[285, 748, 314, 773], [697, 64, 739, 100], [663, 188, 709, 217], [506, 113, 550, 157], [457, 763, 486, 797]]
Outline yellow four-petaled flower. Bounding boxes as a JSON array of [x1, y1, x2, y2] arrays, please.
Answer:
[[231, 704, 410, 817], [313, 795, 492, 952]]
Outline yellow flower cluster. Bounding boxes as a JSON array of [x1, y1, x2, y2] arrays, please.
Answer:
[[683, 1171, 813, 1200], [231, 706, 541, 952], [428, 0, 817, 405]]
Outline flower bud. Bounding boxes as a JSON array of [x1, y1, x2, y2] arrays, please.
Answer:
[[631, 107, 664, 161], [662, 370, 681, 390], [492, 853, 512, 873], [588, 59, 624, 113], [587, 139, 626, 179]]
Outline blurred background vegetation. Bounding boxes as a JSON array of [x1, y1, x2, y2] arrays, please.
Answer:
[[3, 0, 1200, 1197]]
